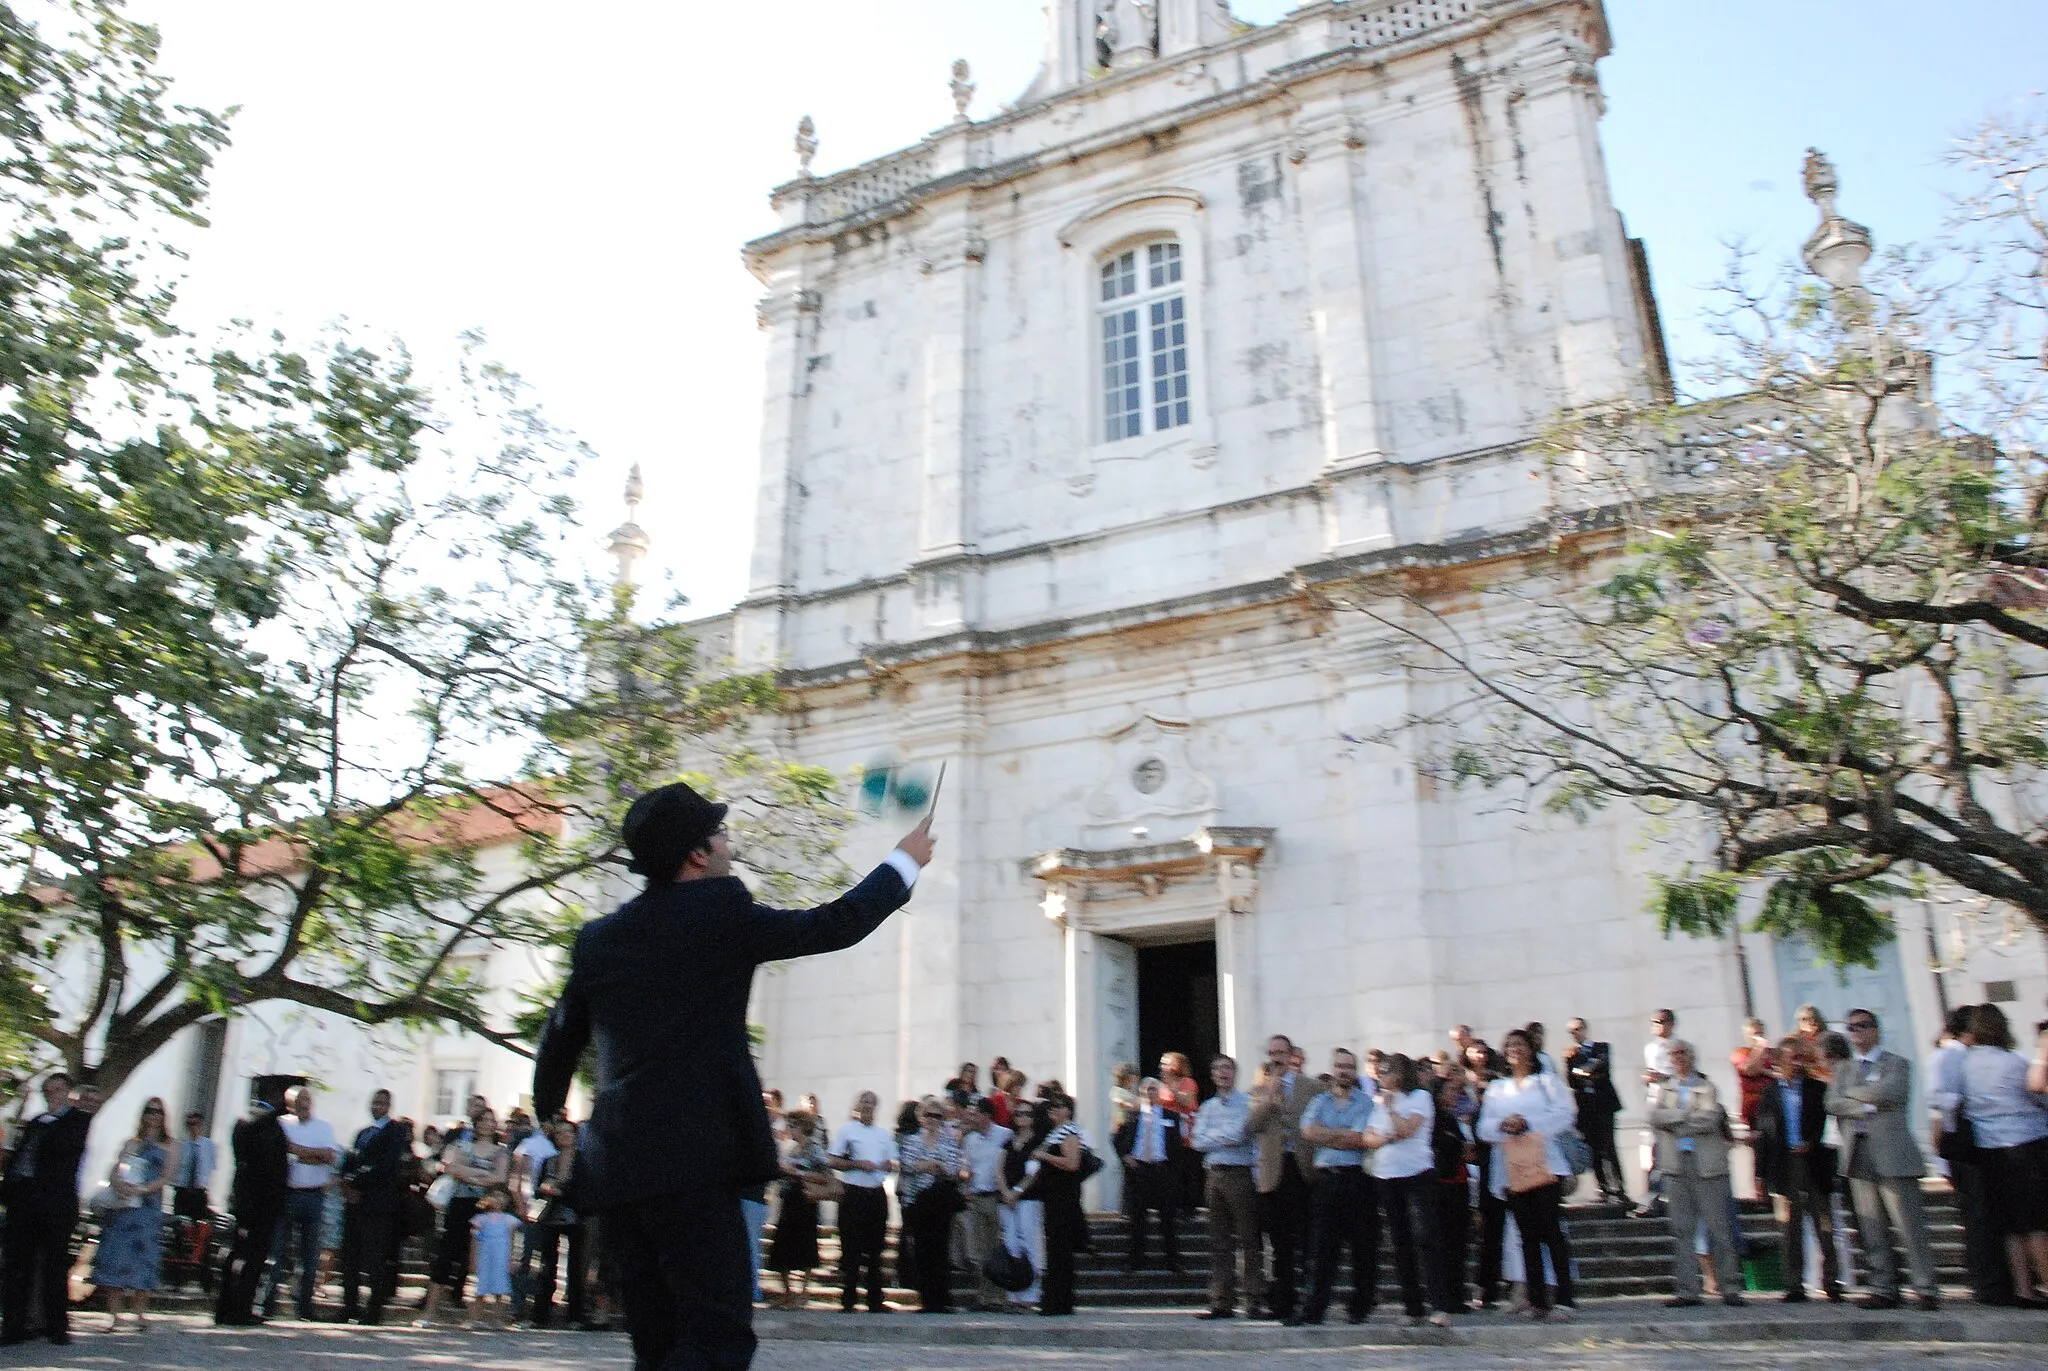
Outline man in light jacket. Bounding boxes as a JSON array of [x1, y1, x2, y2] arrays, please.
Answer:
[[1648, 1041, 1744, 1307]]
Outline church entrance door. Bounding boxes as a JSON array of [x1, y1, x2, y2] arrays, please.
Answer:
[[1137, 938, 1220, 1099]]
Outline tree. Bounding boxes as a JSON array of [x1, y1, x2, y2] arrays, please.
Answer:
[[1335, 116, 2048, 968], [0, 1, 847, 1099]]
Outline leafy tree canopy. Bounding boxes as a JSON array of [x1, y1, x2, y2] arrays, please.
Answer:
[[1341, 111, 2048, 969], [0, 1, 845, 1101]]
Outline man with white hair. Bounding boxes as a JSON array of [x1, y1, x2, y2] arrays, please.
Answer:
[[1648, 1040, 1744, 1307], [261, 1085, 339, 1321], [1113, 1077, 1186, 1273]]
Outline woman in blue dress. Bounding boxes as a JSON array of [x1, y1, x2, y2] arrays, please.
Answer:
[[92, 1097, 180, 1332]]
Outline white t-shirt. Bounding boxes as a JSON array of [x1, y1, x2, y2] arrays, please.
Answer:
[[961, 1124, 1014, 1192], [1643, 1037, 1675, 1103], [1367, 1089, 1436, 1179], [514, 1131, 559, 1180], [281, 1116, 339, 1190], [829, 1119, 899, 1188]]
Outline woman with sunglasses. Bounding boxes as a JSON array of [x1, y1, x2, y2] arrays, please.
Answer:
[[92, 1097, 180, 1331], [997, 1099, 1045, 1310], [897, 1096, 964, 1312]]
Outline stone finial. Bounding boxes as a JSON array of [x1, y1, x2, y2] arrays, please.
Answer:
[[607, 462, 651, 589], [1801, 148, 1838, 213], [794, 115, 818, 177], [949, 59, 975, 123], [1800, 147, 1871, 292]]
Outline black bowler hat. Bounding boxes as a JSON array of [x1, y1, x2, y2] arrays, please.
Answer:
[[622, 781, 728, 883]]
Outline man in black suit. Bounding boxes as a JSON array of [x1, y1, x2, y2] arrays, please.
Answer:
[[1113, 1079, 1187, 1273], [535, 780, 934, 1371], [1751, 1036, 1840, 1303], [1565, 1018, 1626, 1202], [1, 1072, 93, 1345], [214, 1094, 290, 1326], [338, 1088, 411, 1324]]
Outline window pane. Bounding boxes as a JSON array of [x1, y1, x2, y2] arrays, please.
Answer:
[[1102, 308, 1142, 441], [1147, 241, 1182, 288], [1100, 250, 1136, 302], [1149, 295, 1189, 431]]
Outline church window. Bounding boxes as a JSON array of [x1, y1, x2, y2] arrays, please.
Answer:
[[1098, 239, 1191, 442]]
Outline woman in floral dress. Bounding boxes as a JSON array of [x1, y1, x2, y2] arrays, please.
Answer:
[[91, 1097, 180, 1332]]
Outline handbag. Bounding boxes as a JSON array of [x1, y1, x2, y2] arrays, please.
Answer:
[[425, 1173, 456, 1210], [1557, 1127, 1594, 1177], [1077, 1146, 1105, 1181], [1502, 1130, 1553, 1193], [799, 1169, 844, 1204], [982, 1242, 1036, 1293], [910, 1177, 965, 1220]]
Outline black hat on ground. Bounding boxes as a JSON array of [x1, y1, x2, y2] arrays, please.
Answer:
[[622, 781, 728, 884]]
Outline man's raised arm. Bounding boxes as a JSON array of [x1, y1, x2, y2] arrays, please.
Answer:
[[741, 815, 936, 963]]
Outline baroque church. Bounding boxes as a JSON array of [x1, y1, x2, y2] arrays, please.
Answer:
[[67, 0, 2044, 1201], [702, 0, 2024, 1194]]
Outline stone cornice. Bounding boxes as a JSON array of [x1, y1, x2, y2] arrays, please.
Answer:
[[743, 0, 1592, 264]]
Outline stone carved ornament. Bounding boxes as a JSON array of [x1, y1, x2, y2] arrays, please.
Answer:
[[1080, 711, 1219, 846]]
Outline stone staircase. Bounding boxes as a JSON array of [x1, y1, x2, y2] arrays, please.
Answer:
[[132, 1184, 1971, 1315]]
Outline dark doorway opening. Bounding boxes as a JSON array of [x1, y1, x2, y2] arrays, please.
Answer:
[[1137, 939, 1220, 1099]]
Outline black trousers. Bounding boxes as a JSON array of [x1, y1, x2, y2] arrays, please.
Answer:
[[1948, 1150, 2013, 1303], [1258, 1155, 1310, 1316], [0, 1207, 74, 1343], [1583, 1108, 1625, 1197], [1123, 1160, 1180, 1269], [339, 1202, 402, 1319], [1433, 1178, 1470, 1309], [1503, 1181, 1574, 1312], [1303, 1168, 1379, 1320], [531, 1222, 589, 1325], [903, 1195, 955, 1312], [1476, 1178, 1508, 1301], [836, 1186, 889, 1312], [214, 1200, 281, 1325], [1379, 1173, 1443, 1317], [1041, 1196, 1082, 1315], [601, 1190, 755, 1371]]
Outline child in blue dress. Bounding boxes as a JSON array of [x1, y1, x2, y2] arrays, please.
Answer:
[[468, 1185, 520, 1330]]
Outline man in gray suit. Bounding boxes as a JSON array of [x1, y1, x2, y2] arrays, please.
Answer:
[[1824, 1007, 1940, 1310]]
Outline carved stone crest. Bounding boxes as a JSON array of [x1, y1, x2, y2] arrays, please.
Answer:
[[1080, 711, 1218, 847]]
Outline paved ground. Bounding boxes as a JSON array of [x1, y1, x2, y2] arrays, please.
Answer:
[[1, 1305, 2044, 1371]]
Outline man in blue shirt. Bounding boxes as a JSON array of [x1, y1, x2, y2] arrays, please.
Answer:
[[1192, 1055, 1259, 1320], [1752, 1037, 1839, 1303], [1292, 1049, 1379, 1325]]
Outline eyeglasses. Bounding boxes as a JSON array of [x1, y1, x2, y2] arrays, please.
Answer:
[[142, 1107, 164, 1115], [1847, 1019, 1877, 1031]]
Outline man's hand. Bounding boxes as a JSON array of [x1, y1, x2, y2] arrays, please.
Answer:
[[897, 812, 937, 868]]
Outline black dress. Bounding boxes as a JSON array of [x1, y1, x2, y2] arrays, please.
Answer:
[[1036, 1124, 1085, 1315]]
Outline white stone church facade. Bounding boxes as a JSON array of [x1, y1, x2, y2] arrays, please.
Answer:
[[711, 0, 2047, 1195]]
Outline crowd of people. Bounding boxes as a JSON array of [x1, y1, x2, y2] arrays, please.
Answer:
[[0, 1078, 607, 1344], [751, 1004, 2048, 1326], [2, 999, 2046, 1344]]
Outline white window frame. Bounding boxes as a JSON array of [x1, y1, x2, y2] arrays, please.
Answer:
[[1060, 189, 1211, 464], [1096, 240, 1192, 443], [432, 1066, 479, 1120]]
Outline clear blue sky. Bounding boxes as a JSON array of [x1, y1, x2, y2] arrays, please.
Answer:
[[135, 1, 2047, 614]]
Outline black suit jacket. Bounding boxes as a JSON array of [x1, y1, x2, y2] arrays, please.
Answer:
[[342, 1118, 412, 1211], [0, 1107, 91, 1216], [1113, 1109, 1186, 1163], [1565, 1041, 1622, 1116], [533, 861, 912, 1211], [229, 1111, 289, 1217], [1751, 1076, 1834, 1195]]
